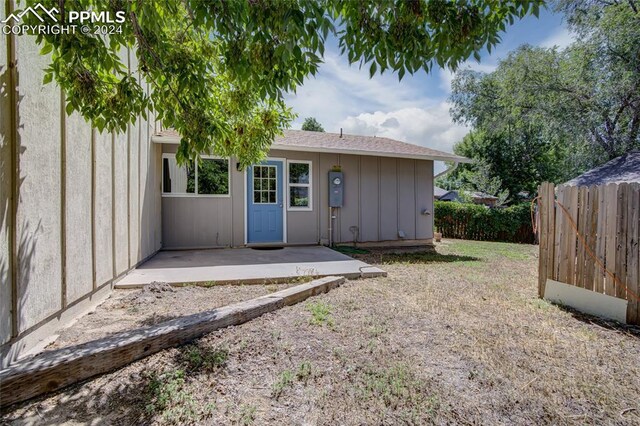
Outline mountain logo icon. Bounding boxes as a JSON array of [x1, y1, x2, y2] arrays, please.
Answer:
[[2, 3, 59, 24]]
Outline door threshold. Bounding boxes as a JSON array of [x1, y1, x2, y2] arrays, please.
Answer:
[[246, 242, 286, 248]]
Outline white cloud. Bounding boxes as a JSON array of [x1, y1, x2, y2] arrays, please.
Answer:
[[539, 27, 574, 50], [286, 51, 471, 173], [439, 61, 497, 94], [339, 104, 469, 152], [286, 52, 431, 132], [338, 105, 470, 173]]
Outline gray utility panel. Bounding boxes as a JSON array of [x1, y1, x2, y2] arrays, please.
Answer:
[[329, 171, 344, 207]]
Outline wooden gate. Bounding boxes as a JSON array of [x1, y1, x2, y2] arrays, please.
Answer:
[[537, 182, 640, 324]]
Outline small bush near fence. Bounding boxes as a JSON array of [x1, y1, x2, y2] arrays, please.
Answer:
[[434, 201, 534, 244]]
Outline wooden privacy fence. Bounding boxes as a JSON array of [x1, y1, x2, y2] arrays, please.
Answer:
[[537, 182, 640, 324]]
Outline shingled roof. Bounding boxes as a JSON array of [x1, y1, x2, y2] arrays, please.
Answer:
[[564, 150, 640, 186], [152, 129, 470, 163]]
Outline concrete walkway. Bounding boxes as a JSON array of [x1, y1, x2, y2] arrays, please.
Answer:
[[115, 246, 386, 288]]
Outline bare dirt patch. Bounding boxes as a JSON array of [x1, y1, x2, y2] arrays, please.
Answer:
[[3, 240, 640, 425], [45, 281, 297, 350]]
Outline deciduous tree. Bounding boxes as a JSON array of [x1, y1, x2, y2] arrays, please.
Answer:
[[26, 0, 542, 165], [301, 117, 325, 132]]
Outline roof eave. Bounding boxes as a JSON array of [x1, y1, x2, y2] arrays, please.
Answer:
[[151, 135, 472, 164], [270, 143, 472, 163], [152, 134, 181, 144]]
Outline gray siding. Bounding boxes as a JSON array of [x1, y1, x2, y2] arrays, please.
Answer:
[[161, 144, 236, 249], [272, 150, 320, 245], [64, 114, 93, 304], [0, 3, 13, 343], [0, 26, 161, 365], [379, 158, 399, 241], [15, 34, 62, 333], [415, 160, 434, 239], [359, 157, 380, 242], [162, 197, 233, 248], [161, 148, 434, 248]]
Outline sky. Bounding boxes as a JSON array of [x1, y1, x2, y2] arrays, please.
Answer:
[[285, 6, 574, 173]]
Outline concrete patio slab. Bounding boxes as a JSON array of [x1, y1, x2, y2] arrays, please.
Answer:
[[115, 246, 386, 288]]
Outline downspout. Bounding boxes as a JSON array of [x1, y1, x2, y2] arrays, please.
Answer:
[[434, 161, 459, 179]]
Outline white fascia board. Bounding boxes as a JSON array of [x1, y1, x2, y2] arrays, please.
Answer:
[[152, 135, 181, 144]]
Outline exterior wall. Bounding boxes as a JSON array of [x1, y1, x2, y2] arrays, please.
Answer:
[[160, 146, 434, 248], [0, 0, 13, 345], [160, 144, 237, 249], [311, 152, 434, 245], [0, 23, 161, 366]]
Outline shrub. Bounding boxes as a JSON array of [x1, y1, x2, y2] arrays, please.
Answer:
[[434, 201, 534, 243]]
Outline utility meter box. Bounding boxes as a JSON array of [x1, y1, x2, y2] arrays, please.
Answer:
[[329, 171, 344, 207]]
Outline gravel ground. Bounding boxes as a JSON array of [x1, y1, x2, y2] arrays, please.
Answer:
[[2, 240, 640, 425]]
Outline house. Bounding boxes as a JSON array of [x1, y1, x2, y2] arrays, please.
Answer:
[[434, 186, 449, 200], [563, 150, 640, 186], [0, 24, 469, 365], [436, 189, 499, 207], [154, 129, 470, 248]]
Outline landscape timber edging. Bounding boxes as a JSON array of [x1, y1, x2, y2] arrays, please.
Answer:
[[0, 275, 345, 409]]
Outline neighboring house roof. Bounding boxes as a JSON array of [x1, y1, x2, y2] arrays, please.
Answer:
[[434, 186, 449, 198], [438, 191, 460, 202], [152, 129, 471, 163], [564, 150, 640, 186]]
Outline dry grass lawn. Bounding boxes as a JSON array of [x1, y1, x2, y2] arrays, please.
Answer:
[[2, 239, 639, 425]]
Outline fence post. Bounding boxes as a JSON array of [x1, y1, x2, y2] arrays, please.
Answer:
[[538, 182, 555, 298], [627, 184, 640, 325], [538, 183, 548, 298]]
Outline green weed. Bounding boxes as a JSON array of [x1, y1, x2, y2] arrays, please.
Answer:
[[272, 369, 294, 399], [145, 369, 199, 424], [237, 404, 257, 425], [296, 361, 313, 383], [183, 345, 229, 372], [358, 364, 440, 422], [307, 301, 335, 327]]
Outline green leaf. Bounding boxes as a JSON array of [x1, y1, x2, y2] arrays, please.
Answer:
[[40, 43, 52, 55]]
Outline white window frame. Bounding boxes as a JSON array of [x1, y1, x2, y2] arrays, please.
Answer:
[[161, 154, 231, 198], [286, 160, 312, 211]]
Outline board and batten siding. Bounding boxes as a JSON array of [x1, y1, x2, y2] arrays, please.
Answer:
[[160, 146, 434, 248], [272, 149, 435, 245], [0, 13, 161, 367]]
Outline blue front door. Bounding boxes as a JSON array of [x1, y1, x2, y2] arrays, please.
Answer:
[[247, 160, 284, 243]]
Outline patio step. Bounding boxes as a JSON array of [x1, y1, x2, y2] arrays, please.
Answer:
[[0, 276, 345, 409]]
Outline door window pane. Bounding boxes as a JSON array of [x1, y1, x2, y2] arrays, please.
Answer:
[[253, 165, 277, 204]]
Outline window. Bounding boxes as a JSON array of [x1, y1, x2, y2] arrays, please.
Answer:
[[162, 154, 229, 196], [287, 161, 312, 210], [197, 158, 229, 195], [253, 165, 277, 204]]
